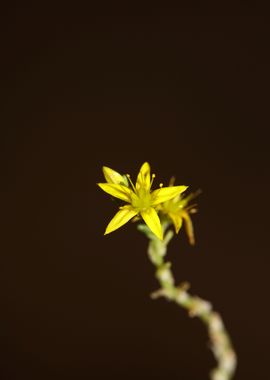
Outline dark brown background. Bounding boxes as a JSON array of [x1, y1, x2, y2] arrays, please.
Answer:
[[1, 3, 269, 380]]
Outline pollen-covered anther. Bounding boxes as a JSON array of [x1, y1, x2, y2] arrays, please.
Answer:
[[159, 183, 163, 188]]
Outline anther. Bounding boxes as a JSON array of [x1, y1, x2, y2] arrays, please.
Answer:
[[159, 183, 163, 188]]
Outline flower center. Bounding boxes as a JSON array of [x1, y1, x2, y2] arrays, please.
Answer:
[[131, 189, 152, 211]]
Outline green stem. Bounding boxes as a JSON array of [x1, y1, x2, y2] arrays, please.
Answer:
[[140, 226, 237, 380]]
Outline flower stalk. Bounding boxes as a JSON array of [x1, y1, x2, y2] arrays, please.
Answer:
[[138, 224, 237, 380]]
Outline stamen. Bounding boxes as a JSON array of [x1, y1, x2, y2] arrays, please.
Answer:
[[169, 176, 176, 186], [159, 183, 163, 188], [126, 174, 136, 192], [150, 173, 156, 188]]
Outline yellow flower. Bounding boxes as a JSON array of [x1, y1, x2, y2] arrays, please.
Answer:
[[98, 162, 188, 240], [161, 179, 200, 245]]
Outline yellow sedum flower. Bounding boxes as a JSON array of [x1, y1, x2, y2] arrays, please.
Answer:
[[161, 179, 200, 245], [98, 162, 188, 240]]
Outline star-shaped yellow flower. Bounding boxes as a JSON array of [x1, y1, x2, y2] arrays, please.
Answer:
[[161, 180, 200, 245], [98, 162, 188, 240]]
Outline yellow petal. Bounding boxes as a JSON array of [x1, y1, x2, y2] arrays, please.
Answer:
[[168, 212, 183, 234], [102, 166, 126, 185], [105, 207, 138, 235], [139, 162, 150, 176], [140, 207, 163, 240], [98, 183, 133, 202], [136, 162, 151, 190], [182, 211, 195, 245], [151, 186, 188, 206]]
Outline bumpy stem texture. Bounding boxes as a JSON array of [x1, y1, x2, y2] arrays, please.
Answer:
[[141, 227, 237, 380]]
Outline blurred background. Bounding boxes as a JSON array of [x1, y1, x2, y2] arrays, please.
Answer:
[[1, 3, 269, 379]]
